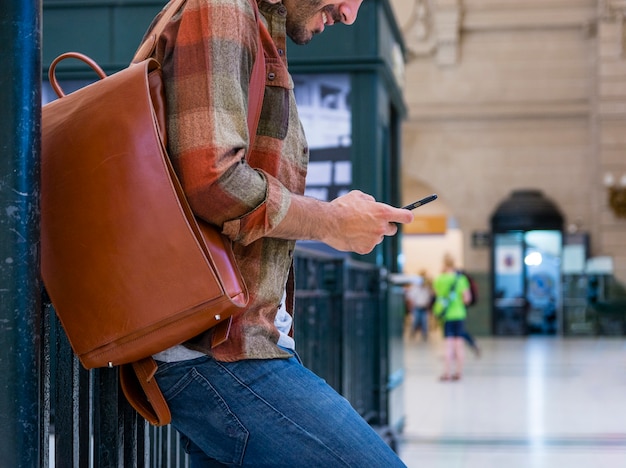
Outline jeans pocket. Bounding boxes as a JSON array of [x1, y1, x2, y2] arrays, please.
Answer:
[[156, 363, 249, 465]]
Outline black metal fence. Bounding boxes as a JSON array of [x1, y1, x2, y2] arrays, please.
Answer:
[[42, 247, 404, 466], [44, 300, 188, 468]]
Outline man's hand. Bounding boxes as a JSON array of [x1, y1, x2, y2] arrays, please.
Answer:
[[322, 190, 413, 254], [271, 190, 414, 255]]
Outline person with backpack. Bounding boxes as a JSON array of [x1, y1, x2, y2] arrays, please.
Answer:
[[433, 254, 471, 381]]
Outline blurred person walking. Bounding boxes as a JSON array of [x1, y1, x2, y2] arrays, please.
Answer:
[[404, 271, 434, 341], [433, 254, 471, 381]]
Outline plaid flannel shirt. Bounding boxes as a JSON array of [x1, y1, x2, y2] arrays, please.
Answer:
[[153, 0, 309, 361]]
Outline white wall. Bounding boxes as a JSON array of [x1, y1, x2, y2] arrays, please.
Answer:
[[401, 228, 464, 279]]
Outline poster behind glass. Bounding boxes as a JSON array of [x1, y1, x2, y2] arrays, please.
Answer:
[[293, 73, 352, 202]]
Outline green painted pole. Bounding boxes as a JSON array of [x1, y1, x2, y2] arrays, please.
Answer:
[[0, 0, 43, 466]]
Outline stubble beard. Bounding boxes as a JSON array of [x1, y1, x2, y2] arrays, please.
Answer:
[[284, 0, 326, 45]]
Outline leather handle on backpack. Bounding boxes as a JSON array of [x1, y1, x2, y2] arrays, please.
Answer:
[[48, 52, 107, 98]]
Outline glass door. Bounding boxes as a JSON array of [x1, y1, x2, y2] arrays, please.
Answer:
[[493, 232, 527, 335], [524, 230, 562, 334], [492, 230, 563, 335]]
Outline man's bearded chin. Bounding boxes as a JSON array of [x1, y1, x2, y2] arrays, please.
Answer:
[[286, 23, 318, 45]]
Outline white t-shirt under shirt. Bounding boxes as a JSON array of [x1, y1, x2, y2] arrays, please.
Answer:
[[153, 291, 294, 363]]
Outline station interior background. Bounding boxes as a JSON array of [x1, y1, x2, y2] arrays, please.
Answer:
[[294, 1, 626, 464], [25, 0, 626, 465], [296, 0, 626, 339], [291, 3, 626, 463], [392, 0, 626, 287], [385, 2, 626, 465]]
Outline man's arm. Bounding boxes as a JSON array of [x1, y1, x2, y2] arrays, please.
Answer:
[[270, 190, 414, 255]]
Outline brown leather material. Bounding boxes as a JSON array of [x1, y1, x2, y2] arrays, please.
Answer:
[[42, 56, 246, 369], [119, 357, 171, 426], [132, 0, 187, 65]]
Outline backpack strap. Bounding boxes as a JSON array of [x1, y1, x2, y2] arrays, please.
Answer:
[[436, 273, 459, 320], [447, 273, 460, 300], [132, 0, 187, 63], [132, 0, 266, 149]]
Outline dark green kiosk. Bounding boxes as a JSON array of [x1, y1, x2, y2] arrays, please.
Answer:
[[43, 0, 409, 456]]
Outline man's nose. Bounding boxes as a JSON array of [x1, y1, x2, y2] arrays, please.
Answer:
[[338, 0, 363, 25]]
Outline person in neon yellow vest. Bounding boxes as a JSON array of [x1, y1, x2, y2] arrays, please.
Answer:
[[433, 254, 472, 381]]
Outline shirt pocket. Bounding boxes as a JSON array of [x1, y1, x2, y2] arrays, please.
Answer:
[[257, 57, 291, 140]]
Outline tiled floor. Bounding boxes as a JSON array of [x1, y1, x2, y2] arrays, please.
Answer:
[[397, 333, 626, 468]]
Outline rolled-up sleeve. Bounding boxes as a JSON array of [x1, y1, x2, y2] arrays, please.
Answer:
[[222, 170, 292, 244]]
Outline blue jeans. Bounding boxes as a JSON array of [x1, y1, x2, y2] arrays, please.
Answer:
[[154, 352, 406, 467], [411, 307, 429, 339]]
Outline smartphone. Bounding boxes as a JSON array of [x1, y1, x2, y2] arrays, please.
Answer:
[[402, 194, 438, 210]]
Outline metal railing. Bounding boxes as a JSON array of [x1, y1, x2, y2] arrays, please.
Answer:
[[40, 247, 403, 466]]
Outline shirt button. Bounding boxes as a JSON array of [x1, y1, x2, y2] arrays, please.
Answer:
[[278, 6, 287, 15], [268, 72, 276, 81], [278, 49, 284, 56], [302, 147, 308, 154]]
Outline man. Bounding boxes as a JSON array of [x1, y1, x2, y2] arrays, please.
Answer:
[[433, 254, 471, 381], [147, 0, 413, 465]]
